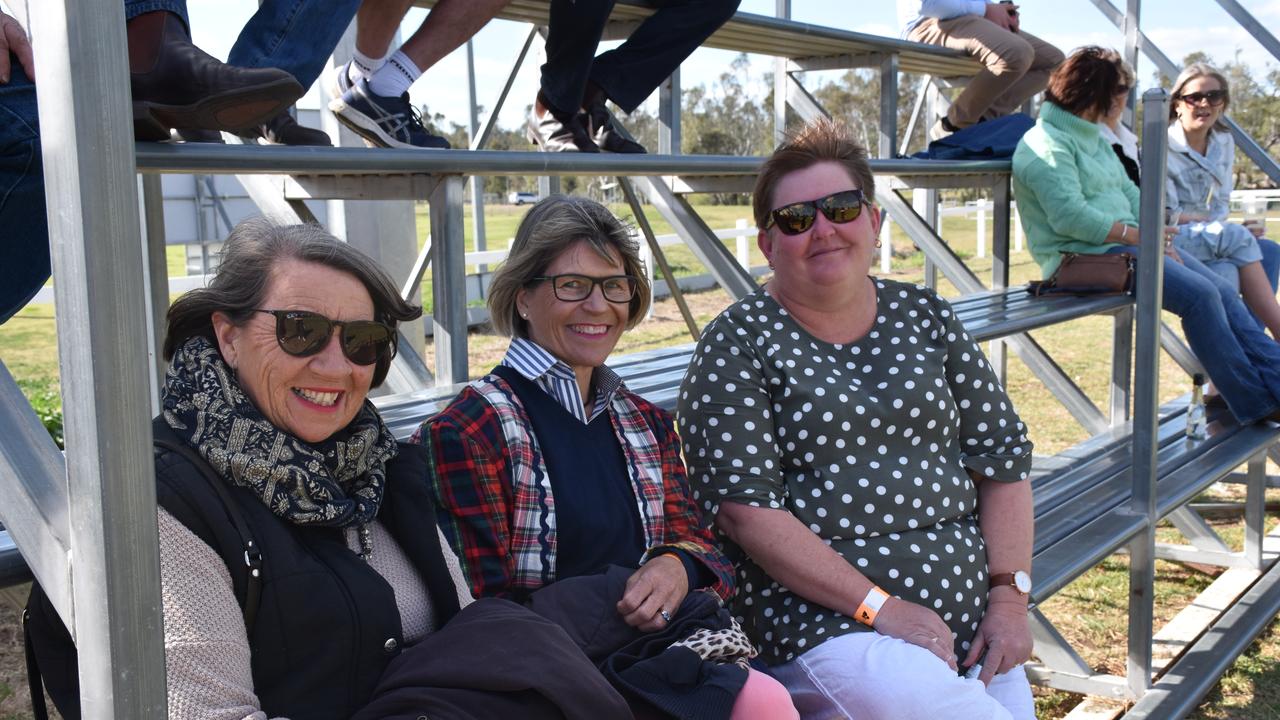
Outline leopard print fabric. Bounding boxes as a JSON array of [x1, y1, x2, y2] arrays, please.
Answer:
[[670, 616, 757, 670]]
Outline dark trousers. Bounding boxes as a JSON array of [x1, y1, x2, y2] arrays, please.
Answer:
[[541, 0, 740, 115], [0, 60, 45, 323]]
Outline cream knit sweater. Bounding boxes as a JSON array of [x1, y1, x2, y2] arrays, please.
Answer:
[[158, 508, 473, 720]]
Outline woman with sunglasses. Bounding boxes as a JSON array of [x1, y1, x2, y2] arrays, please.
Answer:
[[1013, 47, 1280, 425], [144, 219, 472, 717], [676, 119, 1036, 719], [416, 195, 798, 719], [1164, 63, 1280, 339]]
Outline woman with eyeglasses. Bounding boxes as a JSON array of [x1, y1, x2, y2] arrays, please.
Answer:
[[74, 219, 475, 718], [676, 119, 1036, 719], [416, 195, 798, 719], [1163, 63, 1280, 339], [1013, 46, 1280, 425]]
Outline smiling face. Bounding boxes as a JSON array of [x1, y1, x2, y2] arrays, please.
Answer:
[[517, 240, 631, 386], [212, 259, 378, 443], [1176, 75, 1225, 135], [758, 161, 880, 293]]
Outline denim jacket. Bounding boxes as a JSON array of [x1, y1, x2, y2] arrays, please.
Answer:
[[1166, 122, 1234, 222]]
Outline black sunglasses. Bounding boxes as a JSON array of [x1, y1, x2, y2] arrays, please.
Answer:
[[254, 309, 396, 366], [1177, 89, 1226, 107], [764, 189, 869, 235], [531, 274, 639, 303]]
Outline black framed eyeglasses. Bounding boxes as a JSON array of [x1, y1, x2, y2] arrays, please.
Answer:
[[531, 274, 639, 303], [764, 189, 869, 236], [1177, 89, 1226, 107], [253, 309, 396, 366]]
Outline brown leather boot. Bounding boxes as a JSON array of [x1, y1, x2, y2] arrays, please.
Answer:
[[128, 11, 303, 141]]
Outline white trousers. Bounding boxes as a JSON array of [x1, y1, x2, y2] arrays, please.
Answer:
[[768, 631, 1035, 720]]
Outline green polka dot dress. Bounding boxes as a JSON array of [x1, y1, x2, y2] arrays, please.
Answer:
[[676, 279, 1033, 664]]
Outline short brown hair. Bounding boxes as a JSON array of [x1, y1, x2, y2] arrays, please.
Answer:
[[753, 119, 875, 230], [164, 218, 421, 388], [1169, 62, 1230, 126], [1045, 46, 1126, 119], [487, 195, 651, 338]]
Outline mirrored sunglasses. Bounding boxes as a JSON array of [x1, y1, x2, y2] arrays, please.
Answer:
[[764, 189, 868, 236], [532, 274, 639, 303], [254, 309, 396, 366], [1177, 89, 1226, 107]]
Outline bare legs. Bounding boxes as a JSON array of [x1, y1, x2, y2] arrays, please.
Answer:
[[1239, 261, 1280, 339], [354, 0, 511, 73]]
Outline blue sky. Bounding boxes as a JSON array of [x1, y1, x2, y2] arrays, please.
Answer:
[[148, 0, 1280, 130]]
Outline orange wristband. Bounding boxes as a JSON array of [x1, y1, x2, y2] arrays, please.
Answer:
[[855, 586, 890, 626]]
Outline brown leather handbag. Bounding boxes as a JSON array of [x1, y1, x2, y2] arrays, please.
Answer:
[[1028, 252, 1135, 296]]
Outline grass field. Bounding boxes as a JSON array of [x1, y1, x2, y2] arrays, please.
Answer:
[[2, 202, 1279, 718]]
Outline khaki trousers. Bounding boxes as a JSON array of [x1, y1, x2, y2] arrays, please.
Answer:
[[909, 14, 1064, 127]]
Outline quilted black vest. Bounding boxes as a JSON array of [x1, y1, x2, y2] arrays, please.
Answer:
[[27, 418, 462, 720]]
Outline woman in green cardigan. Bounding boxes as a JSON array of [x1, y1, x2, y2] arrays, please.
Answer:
[[1012, 46, 1280, 425]]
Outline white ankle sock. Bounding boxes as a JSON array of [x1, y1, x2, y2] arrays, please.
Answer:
[[368, 50, 421, 98], [350, 49, 387, 83]]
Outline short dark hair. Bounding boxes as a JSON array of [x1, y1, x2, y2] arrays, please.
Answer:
[[753, 119, 875, 230], [487, 195, 651, 338], [164, 218, 421, 387], [1045, 46, 1126, 119]]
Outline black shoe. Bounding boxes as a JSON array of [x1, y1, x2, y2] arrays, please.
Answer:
[[238, 111, 332, 146], [526, 93, 598, 153], [585, 98, 646, 154], [171, 127, 225, 143], [131, 12, 303, 141]]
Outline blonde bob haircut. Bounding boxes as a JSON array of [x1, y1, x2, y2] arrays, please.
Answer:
[[487, 195, 651, 338], [1169, 62, 1231, 129]]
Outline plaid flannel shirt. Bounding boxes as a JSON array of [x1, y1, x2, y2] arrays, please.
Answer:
[[415, 372, 735, 604]]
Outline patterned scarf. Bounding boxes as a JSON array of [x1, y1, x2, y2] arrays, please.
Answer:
[[162, 335, 398, 555]]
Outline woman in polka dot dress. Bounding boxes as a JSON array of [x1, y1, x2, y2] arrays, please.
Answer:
[[677, 120, 1036, 720]]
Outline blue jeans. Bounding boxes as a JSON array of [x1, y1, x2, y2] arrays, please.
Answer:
[[1108, 246, 1280, 423], [0, 60, 46, 324], [125, 0, 359, 88]]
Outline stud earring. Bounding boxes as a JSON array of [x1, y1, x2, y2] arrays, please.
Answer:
[[875, 238, 882, 248]]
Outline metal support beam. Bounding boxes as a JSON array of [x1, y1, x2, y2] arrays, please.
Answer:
[[1029, 609, 1094, 677], [879, 54, 899, 159], [1126, 87, 1171, 702], [1168, 506, 1233, 555], [429, 176, 469, 385], [466, 41, 488, 277], [659, 69, 682, 155], [773, 0, 790, 145], [31, 0, 167, 714], [1245, 453, 1266, 569], [141, 174, 169, 408], [471, 27, 537, 151], [990, 180, 1010, 382], [1111, 306, 1133, 425], [1211, 0, 1280, 66], [619, 179, 700, 341], [785, 73, 830, 124], [0, 364, 71, 623], [631, 177, 757, 299]]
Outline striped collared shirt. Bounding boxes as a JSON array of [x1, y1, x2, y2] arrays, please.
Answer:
[[501, 337, 622, 424]]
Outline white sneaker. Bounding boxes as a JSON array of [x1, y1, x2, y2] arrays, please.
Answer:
[[929, 117, 956, 142]]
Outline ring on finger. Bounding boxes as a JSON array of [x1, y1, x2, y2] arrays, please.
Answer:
[[659, 609, 672, 623]]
